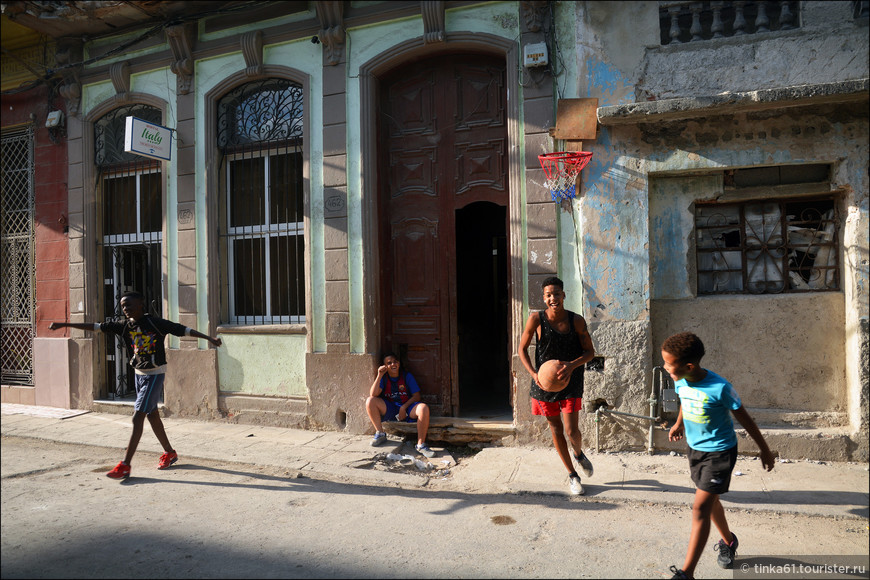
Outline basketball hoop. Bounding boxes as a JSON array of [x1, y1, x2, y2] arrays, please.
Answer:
[[538, 151, 593, 202]]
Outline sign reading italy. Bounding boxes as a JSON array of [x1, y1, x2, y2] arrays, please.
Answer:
[[124, 116, 173, 162]]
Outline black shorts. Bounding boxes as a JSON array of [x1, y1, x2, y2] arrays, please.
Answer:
[[688, 445, 738, 495]]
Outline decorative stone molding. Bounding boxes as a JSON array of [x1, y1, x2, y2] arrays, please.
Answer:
[[421, 1, 445, 44], [241, 31, 264, 76], [55, 38, 82, 117], [521, 1, 548, 33], [109, 61, 131, 102], [315, 1, 345, 66], [166, 22, 195, 94]]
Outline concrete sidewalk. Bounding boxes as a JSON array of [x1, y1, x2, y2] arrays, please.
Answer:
[[2, 403, 867, 521]]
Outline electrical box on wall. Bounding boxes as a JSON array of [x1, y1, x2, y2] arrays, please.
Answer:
[[523, 42, 548, 68], [45, 110, 64, 128]]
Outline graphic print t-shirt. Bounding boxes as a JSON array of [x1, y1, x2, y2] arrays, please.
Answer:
[[380, 372, 420, 405], [100, 315, 187, 375], [675, 369, 742, 452]]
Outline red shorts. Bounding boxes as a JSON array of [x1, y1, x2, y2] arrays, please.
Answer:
[[531, 397, 582, 417]]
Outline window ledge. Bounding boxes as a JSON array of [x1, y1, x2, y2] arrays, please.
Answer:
[[597, 78, 869, 126], [217, 324, 306, 335]]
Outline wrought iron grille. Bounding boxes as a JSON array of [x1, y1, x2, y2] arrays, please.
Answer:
[[217, 78, 306, 325], [1, 125, 36, 386], [94, 104, 163, 399], [696, 197, 839, 294]]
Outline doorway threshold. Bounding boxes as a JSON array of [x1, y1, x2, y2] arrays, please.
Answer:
[[384, 412, 515, 445]]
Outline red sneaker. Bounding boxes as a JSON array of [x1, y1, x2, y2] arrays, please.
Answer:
[[106, 461, 131, 480], [158, 451, 178, 470]]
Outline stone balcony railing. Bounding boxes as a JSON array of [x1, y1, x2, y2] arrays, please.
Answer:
[[659, 1, 800, 45]]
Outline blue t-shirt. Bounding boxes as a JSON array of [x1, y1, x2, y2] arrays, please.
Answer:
[[379, 372, 420, 405], [675, 369, 742, 452]]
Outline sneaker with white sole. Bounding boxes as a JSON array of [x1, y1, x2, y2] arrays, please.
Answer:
[[370, 431, 387, 446], [568, 474, 584, 495], [575, 451, 594, 478], [714, 532, 738, 569], [415, 443, 435, 458]]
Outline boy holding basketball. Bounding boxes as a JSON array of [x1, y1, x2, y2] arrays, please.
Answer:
[[662, 332, 775, 579], [518, 276, 595, 495], [49, 291, 222, 480]]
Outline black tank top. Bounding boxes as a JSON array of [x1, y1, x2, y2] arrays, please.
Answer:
[[530, 310, 585, 402]]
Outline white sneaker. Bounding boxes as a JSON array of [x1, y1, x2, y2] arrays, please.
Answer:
[[568, 474, 584, 495]]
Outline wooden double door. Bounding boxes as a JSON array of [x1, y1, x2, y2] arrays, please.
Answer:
[[378, 54, 510, 417]]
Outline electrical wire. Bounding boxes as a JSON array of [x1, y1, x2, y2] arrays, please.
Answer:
[[1, 1, 265, 95]]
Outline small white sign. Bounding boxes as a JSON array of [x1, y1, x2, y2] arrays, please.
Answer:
[[524, 42, 548, 68], [124, 116, 172, 161]]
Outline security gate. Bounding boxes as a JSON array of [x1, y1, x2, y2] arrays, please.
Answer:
[[0, 125, 35, 386]]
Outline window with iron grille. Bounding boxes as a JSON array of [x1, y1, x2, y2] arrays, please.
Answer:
[[695, 196, 839, 294], [94, 104, 164, 399], [217, 78, 305, 325], [0, 125, 35, 386]]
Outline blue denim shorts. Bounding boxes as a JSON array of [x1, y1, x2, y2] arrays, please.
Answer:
[[133, 373, 165, 415]]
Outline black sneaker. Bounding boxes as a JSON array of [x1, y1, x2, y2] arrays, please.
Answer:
[[669, 565, 690, 579], [575, 451, 594, 478], [714, 532, 738, 569]]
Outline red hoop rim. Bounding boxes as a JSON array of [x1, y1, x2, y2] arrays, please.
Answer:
[[537, 151, 593, 162], [538, 151, 593, 179]]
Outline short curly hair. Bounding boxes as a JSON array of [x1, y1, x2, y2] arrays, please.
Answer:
[[661, 332, 705, 364]]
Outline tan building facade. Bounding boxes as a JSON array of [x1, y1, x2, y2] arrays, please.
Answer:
[[2, 1, 867, 461]]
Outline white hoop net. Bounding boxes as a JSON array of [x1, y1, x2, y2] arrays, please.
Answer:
[[538, 151, 593, 202]]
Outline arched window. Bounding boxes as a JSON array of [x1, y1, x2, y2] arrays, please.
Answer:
[[93, 103, 164, 399], [217, 78, 305, 325]]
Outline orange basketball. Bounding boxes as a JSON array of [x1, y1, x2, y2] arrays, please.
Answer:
[[537, 359, 568, 393]]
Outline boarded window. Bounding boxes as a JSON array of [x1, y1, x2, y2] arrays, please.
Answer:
[[696, 197, 839, 294]]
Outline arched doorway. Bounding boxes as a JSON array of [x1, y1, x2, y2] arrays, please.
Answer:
[[377, 53, 511, 417]]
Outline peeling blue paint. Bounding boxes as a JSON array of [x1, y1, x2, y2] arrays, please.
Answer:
[[584, 58, 632, 105]]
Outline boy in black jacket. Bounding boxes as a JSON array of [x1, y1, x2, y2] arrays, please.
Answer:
[[50, 291, 221, 479]]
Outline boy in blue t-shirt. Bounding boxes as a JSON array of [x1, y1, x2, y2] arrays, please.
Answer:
[[662, 332, 775, 580], [364, 352, 435, 458]]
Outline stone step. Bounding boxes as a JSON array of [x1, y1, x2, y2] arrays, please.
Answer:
[[217, 394, 309, 429], [384, 416, 515, 445]]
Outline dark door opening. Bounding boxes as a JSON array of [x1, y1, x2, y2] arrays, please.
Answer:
[[456, 202, 510, 417], [378, 53, 508, 417]]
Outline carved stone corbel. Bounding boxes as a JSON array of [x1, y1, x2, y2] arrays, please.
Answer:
[[422, 1, 445, 44], [241, 31, 264, 77], [521, 1, 548, 33], [109, 61, 131, 103], [166, 22, 195, 95], [55, 38, 82, 117], [315, 1, 345, 66]]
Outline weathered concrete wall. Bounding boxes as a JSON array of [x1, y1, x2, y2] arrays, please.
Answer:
[[165, 349, 221, 419], [305, 352, 377, 433], [639, 2, 868, 100], [562, 1, 868, 459], [651, 293, 847, 413]]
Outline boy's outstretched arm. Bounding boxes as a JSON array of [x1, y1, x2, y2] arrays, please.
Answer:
[[49, 322, 98, 332], [188, 328, 222, 348], [732, 405, 776, 471], [668, 406, 684, 441]]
